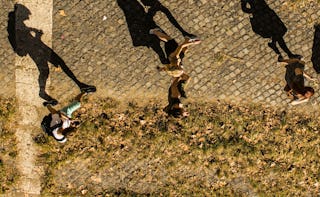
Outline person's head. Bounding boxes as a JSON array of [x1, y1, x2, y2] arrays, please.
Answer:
[[14, 4, 31, 22], [141, 0, 160, 7], [303, 87, 314, 98]]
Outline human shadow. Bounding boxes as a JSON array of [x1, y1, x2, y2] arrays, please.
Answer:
[[7, 4, 96, 105], [311, 24, 320, 73], [140, 0, 195, 38], [117, 0, 195, 64], [241, 0, 301, 60]]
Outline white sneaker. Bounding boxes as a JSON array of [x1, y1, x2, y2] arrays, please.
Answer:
[[290, 98, 309, 106], [149, 28, 162, 35], [52, 128, 67, 143]]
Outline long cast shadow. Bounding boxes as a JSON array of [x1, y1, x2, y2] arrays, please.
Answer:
[[117, 0, 167, 64], [7, 4, 96, 104], [141, 0, 195, 38], [241, 0, 301, 59], [312, 24, 320, 73], [117, 0, 194, 64]]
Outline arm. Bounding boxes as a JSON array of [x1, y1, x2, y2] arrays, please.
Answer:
[[171, 45, 186, 59], [170, 41, 194, 59], [303, 72, 317, 82]]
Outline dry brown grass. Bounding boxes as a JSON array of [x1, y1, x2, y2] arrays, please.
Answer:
[[0, 97, 18, 194], [35, 97, 320, 196]]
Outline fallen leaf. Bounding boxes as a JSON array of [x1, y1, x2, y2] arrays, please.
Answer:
[[59, 9, 67, 16]]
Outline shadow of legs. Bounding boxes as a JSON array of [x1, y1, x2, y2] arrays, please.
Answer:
[[38, 64, 58, 103]]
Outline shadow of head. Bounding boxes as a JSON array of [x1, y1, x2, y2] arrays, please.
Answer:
[[140, 0, 160, 7], [315, 24, 320, 30], [14, 3, 31, 22]]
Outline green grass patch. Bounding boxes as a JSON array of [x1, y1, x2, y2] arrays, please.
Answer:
[[0, 97, 18, 194], [37, 97, 320, 196]]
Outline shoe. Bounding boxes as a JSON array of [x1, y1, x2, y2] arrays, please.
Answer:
[[185, 34, 200, 42], [43, 99, 58, 106], [80, 85, 96, 93], [52, 129, 67, 143], [289, 54, 303, 60], [149, 27, 163, 35], [278, 55, 284, 62], [185, 35, 201, 44], [290, 98, 309, 106]]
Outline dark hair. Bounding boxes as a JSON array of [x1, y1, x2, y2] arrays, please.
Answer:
[[304, 86, 314, 96]]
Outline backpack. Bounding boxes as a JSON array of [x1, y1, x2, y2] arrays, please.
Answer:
[[41, 114, 62, 136]]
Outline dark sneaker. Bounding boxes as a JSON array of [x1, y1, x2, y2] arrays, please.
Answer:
[[289, 54, 303, 60], [80, 85, 96, 93], [185, 34, 200, 42], [278, 54, 284, 62], [43, 99, 58, 106]]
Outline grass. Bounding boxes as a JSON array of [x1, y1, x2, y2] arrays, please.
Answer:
[[0, 97, 18, 194], [34, 97, 320, 196]]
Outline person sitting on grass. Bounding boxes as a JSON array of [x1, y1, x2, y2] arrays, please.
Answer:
[[279, 57, 317, 105], [164, 76, 189, 118], [150, 28, 200, 98], [42, 92, 86, 143]]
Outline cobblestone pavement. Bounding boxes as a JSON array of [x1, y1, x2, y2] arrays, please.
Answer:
[[0, 0, 15, 97], [2, 0, 320, 109], [1, 0, 320, 195]]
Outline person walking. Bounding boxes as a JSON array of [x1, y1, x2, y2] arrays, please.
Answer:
[[42, 92, 87, 143], [150, 28, 200, 97], [279, 58, 316, 105]]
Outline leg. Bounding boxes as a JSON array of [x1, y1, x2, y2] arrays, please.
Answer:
[[60, 100, 81, 118], [276, 36, 302, 59], [74, 92, 86, 102], [177, 73, 190, 98], [164, 77, 179, 113], [284, 84, 294, 100], [170, 77, 181, 98]]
